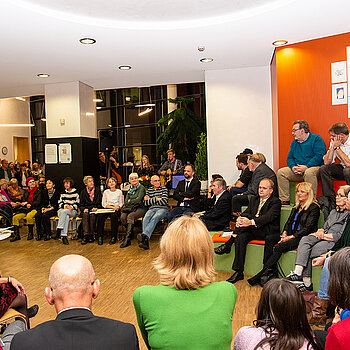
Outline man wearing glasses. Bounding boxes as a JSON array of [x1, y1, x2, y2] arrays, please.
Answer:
[[277, 120, 326, 205]]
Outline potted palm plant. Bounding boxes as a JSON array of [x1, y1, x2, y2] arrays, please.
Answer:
[[194, 132, 208, 190]]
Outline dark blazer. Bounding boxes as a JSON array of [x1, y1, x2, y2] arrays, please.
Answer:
[[246, 163, 278, 197], [79, 187, 103, 212], [0, 168, 12, 180], [201, 190, 232, 230], [10, 308, 139, 350], [283, 202, 320, 238], [39, 189, 60, 212], [16, 188, 42, 213], [173, 177, 201, 213], [15, 170, 32, 187], [241, 195, 281, 237]]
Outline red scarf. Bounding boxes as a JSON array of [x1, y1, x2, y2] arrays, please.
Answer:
[[28, 186, 38, 202], [87, 187, 95, 202]]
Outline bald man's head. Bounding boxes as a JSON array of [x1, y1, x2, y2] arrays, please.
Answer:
[[49, 255, 95, 295]]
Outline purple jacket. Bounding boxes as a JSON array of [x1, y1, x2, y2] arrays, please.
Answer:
[[0, 189, 11, 207]]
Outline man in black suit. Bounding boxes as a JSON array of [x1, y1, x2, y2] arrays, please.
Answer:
[[215, 179, 281, 284], [194, 178, 232, 230], [231, 153, 278, 215], [167, 164, 201, 222], [11, 255, 139, 350]]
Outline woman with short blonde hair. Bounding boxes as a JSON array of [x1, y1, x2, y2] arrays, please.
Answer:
[[133, 216, 237, 349]]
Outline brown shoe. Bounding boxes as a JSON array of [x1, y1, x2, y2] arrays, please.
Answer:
[[281, 201, 290, 206], [309, 297, 328, 326]]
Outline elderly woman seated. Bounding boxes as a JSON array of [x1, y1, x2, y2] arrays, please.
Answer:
[[133, 216, 237, 350]]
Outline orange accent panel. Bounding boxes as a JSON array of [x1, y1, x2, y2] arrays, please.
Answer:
[[211, 233, 265, 245], [274, 33, 350, 168]]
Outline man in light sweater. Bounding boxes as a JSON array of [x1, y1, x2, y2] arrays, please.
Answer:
[[277, 120, 326, 205], [137, 175, 168, 250]]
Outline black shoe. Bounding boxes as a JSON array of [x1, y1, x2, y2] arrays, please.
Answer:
[[98, 236, 103, 245], [214, 244, 231, 255], [52, 228, 62, 240], [120, 239, 131, 248], [62, 236, 69, 245], [27, 305, 39, 318], [120, 224, 134, 248], [260, 268, 278, 287], [137, 233, 149, 250], [226, 271, 244, 284], [27, 225, 34, 240], [10, 226, 20, 242], [36, 234, 42, 241], [44, 234, 51, 241], [247, 272, 264, 286], [109, 236, 117, 245], [88, 235, 95, 243], [81, 236, 88, 245]]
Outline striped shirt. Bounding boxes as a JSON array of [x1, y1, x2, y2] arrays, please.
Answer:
[[58, 188, 80, 210], [143, 186, 168, 209]]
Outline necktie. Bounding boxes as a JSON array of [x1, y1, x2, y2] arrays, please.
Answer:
[[256, 199, 264, 217], [184, 181, 190, 206]]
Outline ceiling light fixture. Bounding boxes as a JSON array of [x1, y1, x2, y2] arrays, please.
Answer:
[[118, 65, 132, 70], [80, 38, 96, 45], [41, 118, 47, 122], [200, 57, 213, 63], [15, 97, 26, 101], [37, 73, 50, 78], [93, 98, 103, 103], [96, 106, 102, 110], [272, 40, 288, 47], [86, 112, 95, 116], [0, 124, 35, 127], [138, 108, 153, 116], [135, 103, 156, 108]]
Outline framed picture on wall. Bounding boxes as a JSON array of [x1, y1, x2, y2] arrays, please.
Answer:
[[332, 83, 347, 105], [331, 61, 347, 83]]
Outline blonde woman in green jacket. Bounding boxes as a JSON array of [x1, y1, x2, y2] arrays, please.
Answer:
[[133, 215, 237, 349], [120, 173, 146, 248]]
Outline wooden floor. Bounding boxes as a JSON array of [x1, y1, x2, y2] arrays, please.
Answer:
[[0, 227, 262, 349]]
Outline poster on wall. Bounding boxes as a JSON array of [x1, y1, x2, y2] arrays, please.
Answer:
[[332, 83, 347, 105], [58, 143, 72, 163], [331, 61, 347, 83], [44, 144, 58, 164]]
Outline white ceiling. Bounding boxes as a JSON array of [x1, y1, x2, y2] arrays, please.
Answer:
[[1, 0, 350, 98]]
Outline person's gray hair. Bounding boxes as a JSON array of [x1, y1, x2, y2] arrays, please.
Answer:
[[260, 178, 274, 189], [83, 175, 94, 185], [129, 172, 139, 181], [293, 120, 310, 133], [213, 177, 226, 189]]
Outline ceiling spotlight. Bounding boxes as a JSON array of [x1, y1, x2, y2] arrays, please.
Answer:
[[118, 65, 132, 70], [200, 58, 213, 63], [37, 73, 50, 78], [93, 98, 103, 103], [198, 46, 205, 52], [15, 97, 26, 101], [138, 108, 153, 116], [272, 40, 288, 47], [80, 38, 96, 45]]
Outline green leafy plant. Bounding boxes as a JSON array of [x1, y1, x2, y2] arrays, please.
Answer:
[[194, 132, 208, 181], [157, 97, 204, 164]]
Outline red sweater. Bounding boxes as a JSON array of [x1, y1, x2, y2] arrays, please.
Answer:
[[326, 317, 350, 349]]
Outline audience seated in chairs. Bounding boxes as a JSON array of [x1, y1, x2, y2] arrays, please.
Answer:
[[0, 179, 15, 229], [285, 185, 350, 292], [120, 173, 146, 248], [233, 279, 319, 350], [167, 164, 201, 222], [14, 163, 31, 189], [314, 248, 350, 349], [231, 153, 278, 217], [215, 179, 281, 284], [34, 179, 59, 241], [227, 153, 252, 197], [6, 178, 23, 203], [133, 216, 237, 350], [96, 177, 123, 245], [10, 255, 139, 350], [194, 177, 232, 231], [137, 175, 168, 250], [54, 177, 79, 245], [249, 182, 320, 287], [79, 176, 102, 245], [11, 177, 41, 242]]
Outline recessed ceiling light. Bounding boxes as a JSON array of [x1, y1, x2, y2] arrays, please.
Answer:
[[37, 73, 50, 78], [200, 58, 213, 63], [15, 97, 26, 101], [272, 40, 288, 47], [80, 38, 96, 45], [118, 65, 132, 70], [93, 98, 103, 103]]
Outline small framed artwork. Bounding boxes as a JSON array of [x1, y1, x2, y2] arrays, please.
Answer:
[[332, 83, 347, 105]]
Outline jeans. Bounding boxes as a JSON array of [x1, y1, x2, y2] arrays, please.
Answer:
[[167, 206, 192, 223], [229, 186, 247, 196], [317, 256, 330, 300], [57, 208, 77, 236], [142, 208, 168, 238]]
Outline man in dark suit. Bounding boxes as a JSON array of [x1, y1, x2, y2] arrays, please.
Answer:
[[231, 153, 278, 215], [215, 179, 281, 284], [11, 255, 139, 350], [194, 177, 232, 230], [0, 159, 13, 180], [167, 164, 201, 222]]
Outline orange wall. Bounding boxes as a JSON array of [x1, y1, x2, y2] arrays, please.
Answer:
[[274, 32, 350, 168]]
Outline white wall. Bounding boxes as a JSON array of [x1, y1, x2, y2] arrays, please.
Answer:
[[0, 98, 31, 162], [205, 66, 273, 185]]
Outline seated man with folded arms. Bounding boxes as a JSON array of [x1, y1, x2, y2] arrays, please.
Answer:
[[167, 164, 201, 222], [227, 154, 252, 197], [194, 178, 232, 231], [277, 120, 326, 205], [231, 154, 278, 217], [11, 254, 139, 350], [137, 175, 168, 250], [318, 122, 350, 205], [215, 179, 281, 284]]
